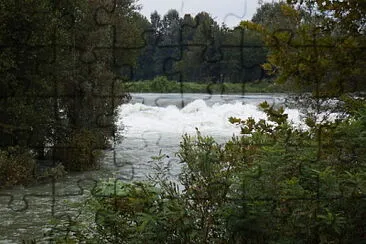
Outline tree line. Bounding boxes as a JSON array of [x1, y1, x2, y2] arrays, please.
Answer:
[[133, 1, 366, 93], [133, 9, 269, 83]]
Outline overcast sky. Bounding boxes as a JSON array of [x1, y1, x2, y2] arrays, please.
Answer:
[[137, 0, 275, 27]]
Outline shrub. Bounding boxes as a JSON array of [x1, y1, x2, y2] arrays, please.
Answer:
[[53, 129, 106, 171], [150, 76, 170, 92], [0, 147, 36, 187]]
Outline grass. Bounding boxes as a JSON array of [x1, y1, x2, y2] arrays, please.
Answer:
[[122, 77, 287, 94]]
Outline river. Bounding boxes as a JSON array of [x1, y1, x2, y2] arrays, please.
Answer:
[[0, 93, 301, 243]]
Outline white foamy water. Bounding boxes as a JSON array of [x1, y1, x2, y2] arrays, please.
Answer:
[[110, 94, 302, 181], [118, 98, 301, 138]]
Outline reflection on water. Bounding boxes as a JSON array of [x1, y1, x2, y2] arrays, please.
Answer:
[[0, 93, 299, 242]]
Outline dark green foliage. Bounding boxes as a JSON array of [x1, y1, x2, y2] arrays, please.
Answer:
[[245, 1, 366, 95], [0, 147, 36, 187], [0, 146, 66, 188], [252, 1, 303, 31], [53, 129, 106, 171], [134, 10, 269, 83], [0, 0, 141, 186], [125, 77, 283, 93]]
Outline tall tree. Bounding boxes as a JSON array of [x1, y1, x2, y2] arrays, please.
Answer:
[[243, 1, 366, 96], [174, 12, 222, 82], [0, 0, 142, 179], [252, 1, 300, 31]]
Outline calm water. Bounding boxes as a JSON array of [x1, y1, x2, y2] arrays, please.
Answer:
[[0, 93, 301, 242]]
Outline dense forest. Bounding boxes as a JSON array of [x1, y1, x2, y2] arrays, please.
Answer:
[[1, 0, 366, 242], [132, 9, 268, 83]]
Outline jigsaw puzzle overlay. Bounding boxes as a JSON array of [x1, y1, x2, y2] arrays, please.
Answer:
[[0, 0, 365, 242]]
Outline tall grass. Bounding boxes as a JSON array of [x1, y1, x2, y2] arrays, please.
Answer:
[[122, 76, 286, 94]]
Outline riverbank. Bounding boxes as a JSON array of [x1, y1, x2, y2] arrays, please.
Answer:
[[123, 77, 287, 94]]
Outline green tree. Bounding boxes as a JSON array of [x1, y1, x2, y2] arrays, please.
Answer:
[[0, 0, 141, 185], [220, 25, 268, 84], [175, 12, 222, 82], [243, 1, 366, 96], [0, 0, 55, 153], [44, 0, 141, 171], [175, 11, 268, 85], [252, 1, 300, 31], [133, 13, 155, 80]]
